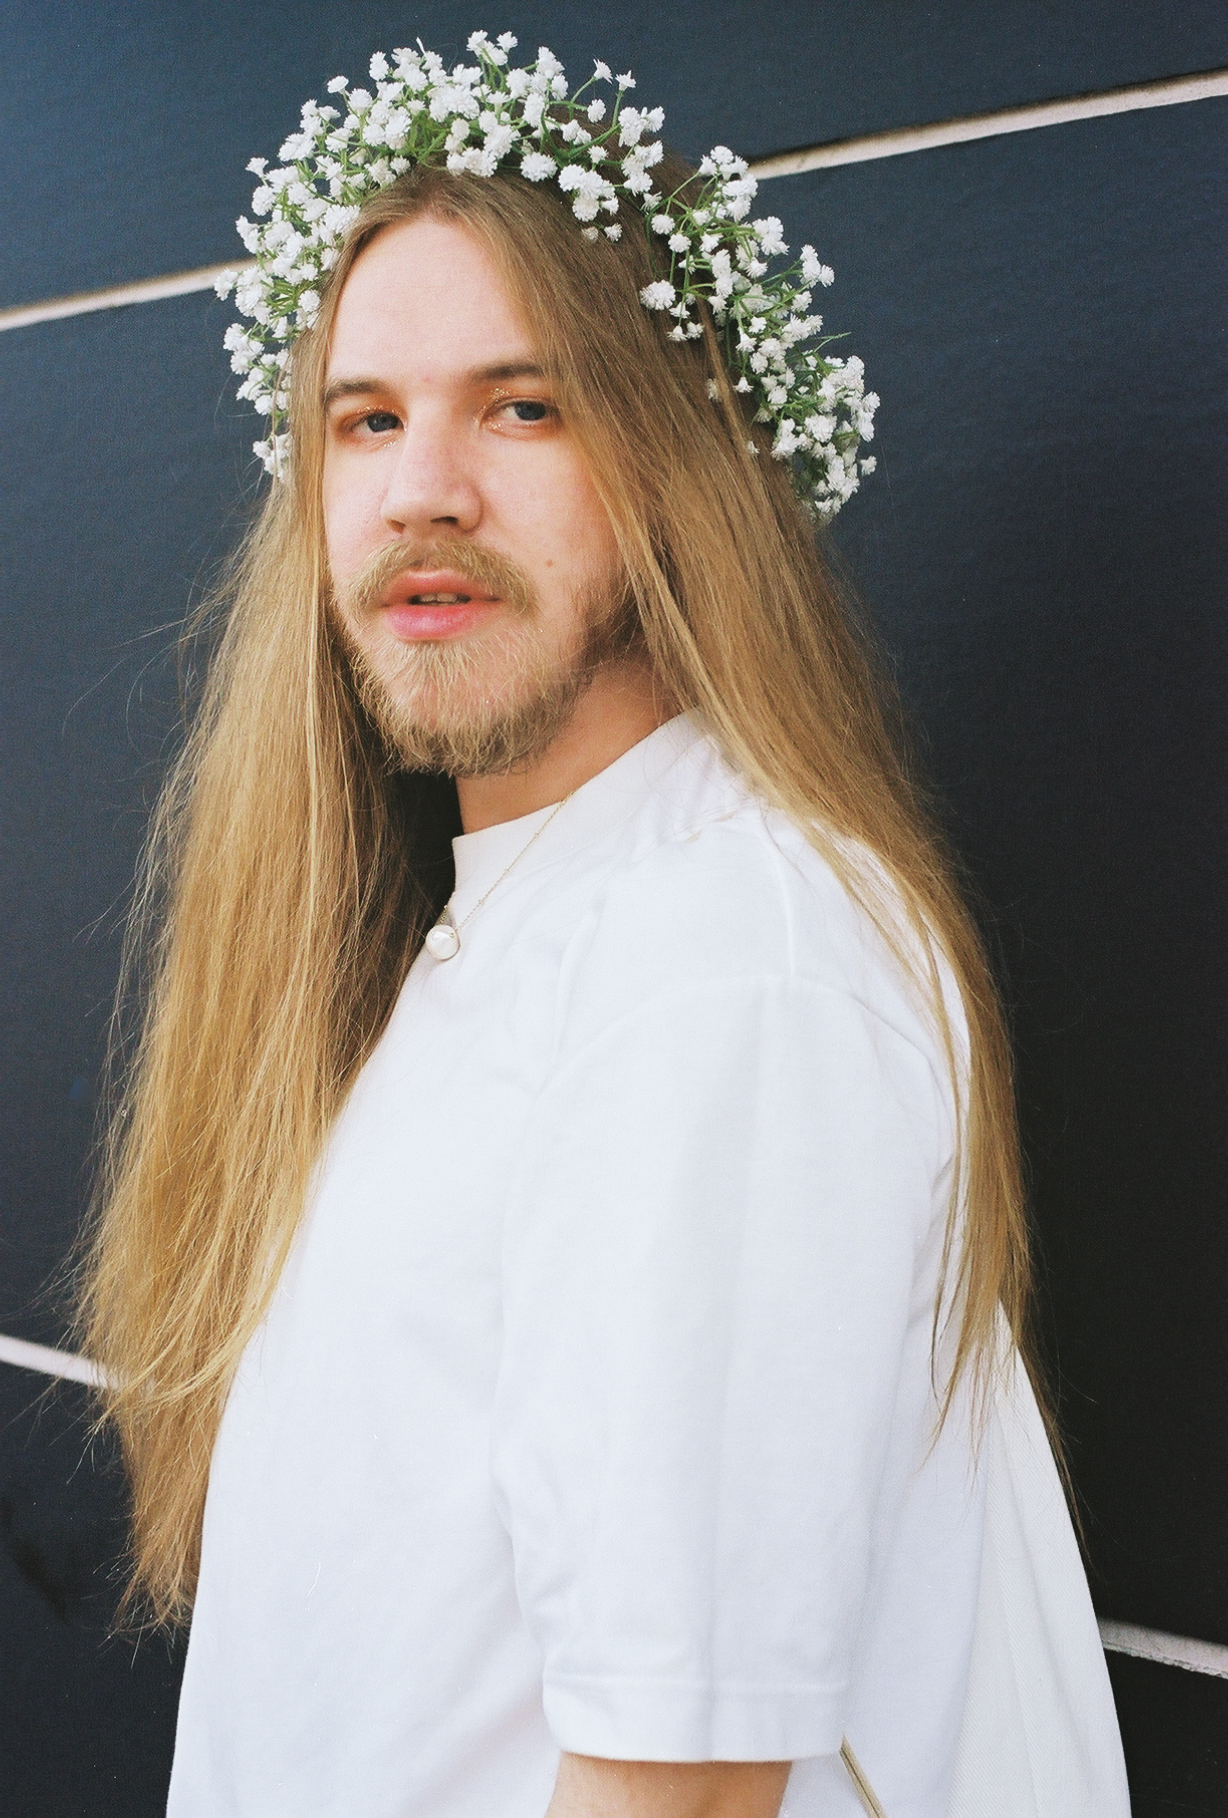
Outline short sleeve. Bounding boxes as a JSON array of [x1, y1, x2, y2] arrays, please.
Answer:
[[490, 974, 953, 1763]]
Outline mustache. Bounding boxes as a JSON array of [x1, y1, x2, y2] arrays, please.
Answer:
[[332, 537, 538, 622]]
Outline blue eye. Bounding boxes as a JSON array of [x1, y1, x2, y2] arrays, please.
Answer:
[[362, 410, 400, 434], [508, 399, 548, 422]]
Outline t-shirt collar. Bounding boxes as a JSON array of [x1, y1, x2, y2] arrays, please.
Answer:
[[449, 712, 703, 914]]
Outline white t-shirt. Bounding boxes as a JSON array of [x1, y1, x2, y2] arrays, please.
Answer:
[[168, 717, 1128, 1818]]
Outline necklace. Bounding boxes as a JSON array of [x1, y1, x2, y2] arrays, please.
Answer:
[[424, 793, 573, 963]]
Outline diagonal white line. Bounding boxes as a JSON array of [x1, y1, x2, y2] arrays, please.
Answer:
[[0, 260, 255, 334], [1, 67, 1224, 336], [749, 66, 1228, 179], [0, 1331, 107, 1388], [1099, 1618, 1228, 1680]]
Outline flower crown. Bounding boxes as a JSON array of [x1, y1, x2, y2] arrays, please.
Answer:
[[216, 31, 878, 519]]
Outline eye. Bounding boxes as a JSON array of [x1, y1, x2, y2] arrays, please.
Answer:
[[359, 409, 401, 435], [490, 395, 557, 430]]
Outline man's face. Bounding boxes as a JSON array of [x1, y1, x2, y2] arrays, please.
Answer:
[[322, 214, 627, 775]]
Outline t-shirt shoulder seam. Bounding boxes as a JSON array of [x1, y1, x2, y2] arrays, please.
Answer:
[[544, 974, 948, 1088]]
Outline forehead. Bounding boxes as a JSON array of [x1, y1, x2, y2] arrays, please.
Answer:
[[327, 215, 536, 381]]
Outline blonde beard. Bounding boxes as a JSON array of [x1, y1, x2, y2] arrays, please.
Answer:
[[332, 536, 638, 777]]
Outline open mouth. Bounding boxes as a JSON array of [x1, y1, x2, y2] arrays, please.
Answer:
[[380, 569, 500, 610], [375, 569, 504, 641]]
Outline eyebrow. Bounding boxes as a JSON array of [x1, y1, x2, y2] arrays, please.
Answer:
[[322, 361, 547, 409]]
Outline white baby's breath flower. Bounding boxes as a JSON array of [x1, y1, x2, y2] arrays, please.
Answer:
[[668, 233, 689, 253], [587, 99, 607, 122], [752, 215, 787, 256], [640, 279, 676, 309], [593, 59, 612, 81], [604, 223, 622, 241], [618, 107, 646, 147], [651, 214, 673, 234], [581, 226, 599, 241], [617, 71, 635, 89], [484, 122, 516, 160], [520, 149, 556, 181], [557, 163, 614, 220]]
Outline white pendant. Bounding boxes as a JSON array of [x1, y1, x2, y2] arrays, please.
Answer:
[[425, 920, 461, 962]]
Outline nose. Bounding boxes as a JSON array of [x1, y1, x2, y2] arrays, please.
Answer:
[[379, 409, 482, 537]]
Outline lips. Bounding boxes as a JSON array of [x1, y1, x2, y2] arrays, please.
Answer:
[[380, 569, 499, 609], [378, 569, 502, 641]]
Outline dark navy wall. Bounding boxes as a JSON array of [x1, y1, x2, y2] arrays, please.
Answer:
[[2, 6, 1225, 1814]]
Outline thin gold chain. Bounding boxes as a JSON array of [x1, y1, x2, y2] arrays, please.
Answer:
[[451, 792, 574, 936]]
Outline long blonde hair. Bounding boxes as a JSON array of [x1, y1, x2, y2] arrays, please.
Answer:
[[81, 161, 1033, 1626]]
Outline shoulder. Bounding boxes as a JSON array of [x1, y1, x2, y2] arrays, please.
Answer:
[[555, 732, 958, 1073]]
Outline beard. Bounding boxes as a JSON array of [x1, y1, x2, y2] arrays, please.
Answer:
[[331, 537, 637, 777]]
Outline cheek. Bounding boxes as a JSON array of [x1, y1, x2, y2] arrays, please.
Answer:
[[322, 454, 380, 584], [536, 451, 620, 576]]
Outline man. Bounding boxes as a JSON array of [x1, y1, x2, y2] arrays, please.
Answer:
[[82, 42, 1129, 1818]]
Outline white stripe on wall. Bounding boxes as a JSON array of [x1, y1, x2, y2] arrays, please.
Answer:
[[1099, 1620, 1228, 1680], [0, 1330, 106, 1388], [1, 65, 1225, 337], [3, 1326, 1228, 1678], [0, 261, 251, 334], [750, 65, 1228, 179]]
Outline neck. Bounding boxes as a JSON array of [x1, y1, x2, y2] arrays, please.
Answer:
[[456, 657, 670, 833]]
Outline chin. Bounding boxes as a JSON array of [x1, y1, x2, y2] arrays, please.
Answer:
[[352, 644, 588, 779]]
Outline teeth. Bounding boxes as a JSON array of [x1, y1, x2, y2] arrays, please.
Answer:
[[411, 592, 469, 604]]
